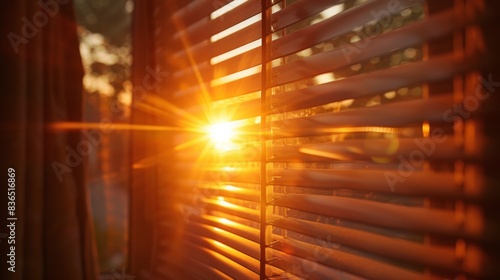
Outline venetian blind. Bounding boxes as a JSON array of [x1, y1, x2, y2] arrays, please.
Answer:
[[142, 0, 500, 279]]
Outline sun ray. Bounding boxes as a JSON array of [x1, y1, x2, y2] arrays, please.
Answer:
[[170, 11, 213, 126], [46, 122, 199, 133], [143, 94, 206, 128], [173, 135, 209, 151]]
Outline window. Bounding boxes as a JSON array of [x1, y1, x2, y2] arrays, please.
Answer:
[[74, 0, 133, 272], [129, 0, 500, 279]]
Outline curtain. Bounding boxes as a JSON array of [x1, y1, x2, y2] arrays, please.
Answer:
[[0, 1, 99, 280], [128, 0, 157, 277]]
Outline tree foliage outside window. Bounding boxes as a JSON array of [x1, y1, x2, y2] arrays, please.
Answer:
[[74, 0, 133, 273]]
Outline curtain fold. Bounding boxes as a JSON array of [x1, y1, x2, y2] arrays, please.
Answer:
[[129, 0, 158, 277], [0, 1, 99, 280]]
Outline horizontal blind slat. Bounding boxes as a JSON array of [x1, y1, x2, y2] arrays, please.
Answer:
[[272, 217, 461, 272], [272, 237, 442, 280], [272, 168, 475, 198], [157, 254, 232, 280], [271, 53, 475, 113], [172, 21, 261, 68], [184, 226, 260, 260], [203, 198, 261, 222], [182, 256, 233, 280], [272, 0, 344, 31], [272, 193, 480, 237], [271, 9, 478, 87], [184, 225, 260, 260], [272, 95, 454, 138], [270, 249, 368, 280], [185, 234, 261, 273], [213, 47, 262, 77], [271, 137, 469, 163], [171, 48, 262, 91], [183, 241, 259, 280], [172, 0, 229, 29], [271, 0, 422, 60], [192, 214, 260, 243], [198, 186, 260, 202], [172, 0, 261, 50]]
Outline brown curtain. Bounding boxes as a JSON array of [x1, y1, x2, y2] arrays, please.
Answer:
[[0, 1, 99, 280], [129, 0, 160, 276]]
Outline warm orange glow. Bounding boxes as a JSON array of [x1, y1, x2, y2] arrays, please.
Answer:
[[222, 166, 235, 172], [422, 121, 430, 138], [211, 14, 261, 42], [211, 65, 261, 87], [210, 0, 246, 21], [299, 148, 352, 161], [47, 122, 191, 132], [218, 218, 234, 225], [218, 200, 232, 208], [207, 122, 238, 150], [322, 126, 400, 134], [213, 240, 224, 247], [223, 185, 237, 191]]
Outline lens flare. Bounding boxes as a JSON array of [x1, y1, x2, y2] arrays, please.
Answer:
[[207, 122, 237, 150]]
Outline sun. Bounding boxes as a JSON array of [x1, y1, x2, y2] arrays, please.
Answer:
[[207, 121, 237, 150]]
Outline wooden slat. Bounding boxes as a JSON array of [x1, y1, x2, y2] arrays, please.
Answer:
[[271, 137, 469, 163], [272, 95, 454, 138], [183, 241, 259, 280], [271, 8, 480, 87], [272, 237, 443, 280], [270, 249, 368, 280], [273, 193, 483, 238], [271, 53, 478, 113], [172, 0, 261, 49], [272, 168, 482, 199], [272, 217, 462, 273], [272, 0, 344, 31], [271, 0, 422, 60]]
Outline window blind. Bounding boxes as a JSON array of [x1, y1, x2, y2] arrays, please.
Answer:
[[133, 0, 500, 279]]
